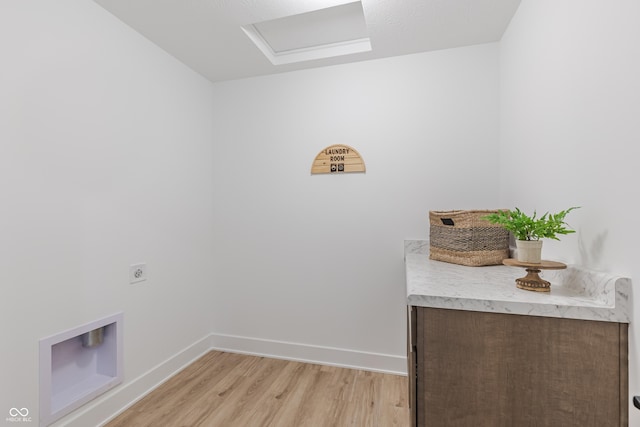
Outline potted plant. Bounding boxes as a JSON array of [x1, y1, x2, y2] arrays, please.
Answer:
[[483, 207, 579, 263]]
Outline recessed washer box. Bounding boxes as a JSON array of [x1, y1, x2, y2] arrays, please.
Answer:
[[39, 312, 123, 426]]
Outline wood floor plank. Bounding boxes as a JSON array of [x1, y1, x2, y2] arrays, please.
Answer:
[[105, 351, 410, 427], [201, 357, 291, 426], [236, 360, 308, 426]]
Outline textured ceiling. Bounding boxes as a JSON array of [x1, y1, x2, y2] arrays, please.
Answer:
[[94, 0, 521, 83]]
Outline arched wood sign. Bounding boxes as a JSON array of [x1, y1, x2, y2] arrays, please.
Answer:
[[310, 144, 366, 175]]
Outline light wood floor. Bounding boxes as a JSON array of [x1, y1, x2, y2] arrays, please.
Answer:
[[105, 351, 410, 427]]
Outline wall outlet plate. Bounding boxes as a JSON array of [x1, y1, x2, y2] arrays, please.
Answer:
[[129, 263, 147, 284]]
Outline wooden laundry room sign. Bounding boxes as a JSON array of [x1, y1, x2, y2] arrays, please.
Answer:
[[310, 144, 366, 174]]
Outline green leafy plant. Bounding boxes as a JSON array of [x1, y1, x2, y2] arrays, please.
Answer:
[[483, 207, 579, 241]]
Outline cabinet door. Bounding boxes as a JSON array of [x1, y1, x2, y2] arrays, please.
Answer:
[[407, 306, 417, 427], [416, 307, 627, 427]]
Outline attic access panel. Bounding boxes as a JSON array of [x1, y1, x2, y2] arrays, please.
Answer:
[[242, 1, 371, 65]]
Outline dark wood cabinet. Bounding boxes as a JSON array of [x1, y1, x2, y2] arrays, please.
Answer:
[[408, 306, 628, 427]]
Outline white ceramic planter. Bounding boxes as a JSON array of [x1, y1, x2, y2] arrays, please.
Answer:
[[515, 240, 543, 263]]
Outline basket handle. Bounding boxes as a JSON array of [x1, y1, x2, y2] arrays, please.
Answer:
[[441, 218, 455, 226]]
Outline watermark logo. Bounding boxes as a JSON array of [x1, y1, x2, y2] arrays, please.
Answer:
[[6, 408, 32, 423]]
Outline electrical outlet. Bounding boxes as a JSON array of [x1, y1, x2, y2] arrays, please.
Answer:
[[129, 263, 147, 284]]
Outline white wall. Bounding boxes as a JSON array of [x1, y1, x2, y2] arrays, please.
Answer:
[[500, 0, 640, 422], [0, 1, 215, 425], [209, 43, 501, 371]]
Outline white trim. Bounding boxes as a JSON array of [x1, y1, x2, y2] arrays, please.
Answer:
[[241, 24, 371, 65], [51, 333, 407, 426], [209, 332, 407, 375]]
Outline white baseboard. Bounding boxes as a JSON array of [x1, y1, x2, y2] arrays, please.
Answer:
[[209, 332, 408, 376], [51, 333, 407, 426]]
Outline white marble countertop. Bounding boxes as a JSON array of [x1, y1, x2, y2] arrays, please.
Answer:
[[405, 240, 631, 323]]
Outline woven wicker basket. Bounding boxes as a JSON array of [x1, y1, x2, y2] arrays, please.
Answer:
[[429, 210, 509, 266]]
